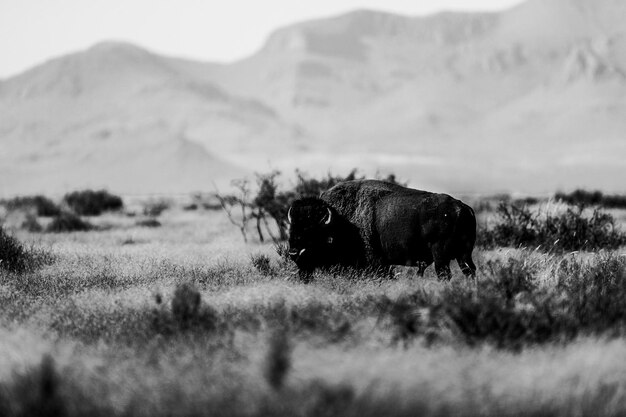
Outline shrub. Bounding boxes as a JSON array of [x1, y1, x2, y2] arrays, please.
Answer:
[[46, 212, 93, 233], [253, 171, 293, 241], [484, 257, 538, 302], [379, 253, 626, 350], [556, 254, 626, 333], [1, 195, 61, 216], [478, 202, 626, 251], [21, 214, 43, 232], [439, 282, 556, 349], [383, 290, 432, 345], [0, 226, 30, 272], [63, 190, 123, 216], [135, 219, 161, 228], [603, 194, 626, 209], [556, 189, 603, 206], [478, 203, 537, 248], [142, 199, 171, 217], [556, 189, 626, 209]]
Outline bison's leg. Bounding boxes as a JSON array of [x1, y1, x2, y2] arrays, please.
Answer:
[[431, 243, 452, 280], [456, 255, 476, 278]]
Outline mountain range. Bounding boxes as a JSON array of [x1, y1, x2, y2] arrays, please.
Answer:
[[1, 0, 625, 196]]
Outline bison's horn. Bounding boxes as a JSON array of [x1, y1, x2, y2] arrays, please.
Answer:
[[287, 207, 293, 224], [322, 208, 332, 225]]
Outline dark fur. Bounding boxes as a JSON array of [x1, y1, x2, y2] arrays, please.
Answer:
[[288, 180, 476, 279]]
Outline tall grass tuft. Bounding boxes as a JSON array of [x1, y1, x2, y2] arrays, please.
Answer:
[[171, 282, 202, 327], [251, 253, 273, 275], [149, 284, 218, 338]]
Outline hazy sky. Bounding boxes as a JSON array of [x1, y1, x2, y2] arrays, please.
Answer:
[[0, 0, 524, 79]]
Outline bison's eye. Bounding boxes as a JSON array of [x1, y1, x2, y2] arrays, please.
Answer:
[[327, 236, 334, 244]]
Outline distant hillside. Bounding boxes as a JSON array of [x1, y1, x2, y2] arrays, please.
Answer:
[[0, 42, 305, 195], [1, 0, 625, 196]]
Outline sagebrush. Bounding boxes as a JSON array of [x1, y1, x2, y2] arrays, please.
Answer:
[[63, 190, 123, 216], [478, 202, 626, 251]]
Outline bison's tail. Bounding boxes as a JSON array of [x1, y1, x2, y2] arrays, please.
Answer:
[[453, 204, 477, 276]]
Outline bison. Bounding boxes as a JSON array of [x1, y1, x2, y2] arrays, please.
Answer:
[[287, 179, 476, 279]]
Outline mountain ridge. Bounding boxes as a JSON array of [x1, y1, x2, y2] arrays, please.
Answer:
[[1, 0, 626, 196]]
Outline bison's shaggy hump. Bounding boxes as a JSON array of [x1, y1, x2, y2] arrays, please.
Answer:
[[321, 180, 406, 262], [321, 180, 471, 268]]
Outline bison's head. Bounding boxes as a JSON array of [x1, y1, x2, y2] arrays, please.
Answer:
[[287, 198, 337, 272]]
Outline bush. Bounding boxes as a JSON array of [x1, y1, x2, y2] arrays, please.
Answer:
[[478, 203, 626, 251], [135, 219, 161, 228], [603, 194, 626, 209], [556, 254, 626, 333], [1, 195, 61, 217], [63, 190, 123, 216], [556, 189, 626, 209], [46, 212, 93, 233], [380, 253, 626, 350], [439, 282, 556, 349], [142, 199, 170, 217], [21, 214, 43, 232]]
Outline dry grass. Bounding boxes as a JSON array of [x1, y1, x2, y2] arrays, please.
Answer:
[[1, 205, 626, 416]]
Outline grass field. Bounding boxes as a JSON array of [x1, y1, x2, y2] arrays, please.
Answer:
[[1, 202, 626, 416]]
